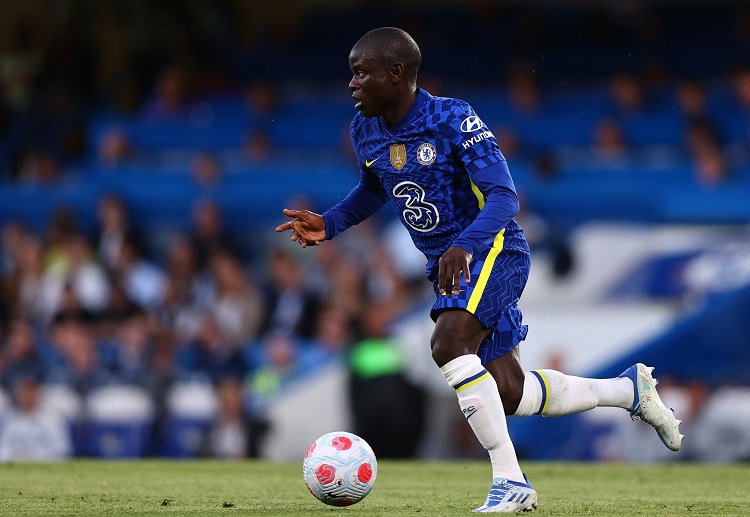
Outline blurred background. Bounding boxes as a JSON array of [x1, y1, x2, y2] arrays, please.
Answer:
[[0, 0, 749, 463]]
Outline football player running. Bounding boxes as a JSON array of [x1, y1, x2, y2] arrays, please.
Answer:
[[277, 27, 682, 513]]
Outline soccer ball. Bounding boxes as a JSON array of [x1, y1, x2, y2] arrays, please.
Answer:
[[302, 431, 377, 506]]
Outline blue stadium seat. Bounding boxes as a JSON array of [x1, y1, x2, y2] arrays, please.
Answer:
[[84, 385, 155, 458]]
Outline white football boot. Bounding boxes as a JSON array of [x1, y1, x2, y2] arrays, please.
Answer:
[[619, 363, 684, 451]]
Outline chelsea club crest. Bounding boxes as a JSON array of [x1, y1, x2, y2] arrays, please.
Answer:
[[416, 142, 437, 165]]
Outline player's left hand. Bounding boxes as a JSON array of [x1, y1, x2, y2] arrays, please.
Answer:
[[438, 246, 472, 296]]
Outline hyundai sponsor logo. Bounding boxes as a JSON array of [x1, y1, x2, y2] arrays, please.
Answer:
[[460, 115, 484, 133]]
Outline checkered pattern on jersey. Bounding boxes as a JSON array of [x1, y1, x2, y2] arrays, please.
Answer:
[[350, 89, 522, 281], [430, 248, 530, 363]]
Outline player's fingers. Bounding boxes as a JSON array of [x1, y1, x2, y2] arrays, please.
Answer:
[[442, 266, 454, 297], [275, 220, 292, 232], [463, 262, 471, 284], [438, 275, 447, 295], [451, 269, 461, 296]]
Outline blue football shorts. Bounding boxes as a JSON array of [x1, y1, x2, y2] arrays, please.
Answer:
[[430, 246, 530, 365]]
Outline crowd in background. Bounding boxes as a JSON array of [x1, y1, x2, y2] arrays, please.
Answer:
[[1, 1, 750, 461], [0, 190, 437, 459]]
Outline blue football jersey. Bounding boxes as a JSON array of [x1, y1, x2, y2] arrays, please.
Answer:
[[346, 88, 529, 280]]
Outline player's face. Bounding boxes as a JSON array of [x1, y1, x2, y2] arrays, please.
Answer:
[[348, 50, 393, 118]]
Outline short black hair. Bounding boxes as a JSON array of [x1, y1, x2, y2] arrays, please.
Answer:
[[353, 27, 421, 82]]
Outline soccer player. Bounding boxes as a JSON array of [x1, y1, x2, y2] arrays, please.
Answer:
[[276, 27, 683, 513]]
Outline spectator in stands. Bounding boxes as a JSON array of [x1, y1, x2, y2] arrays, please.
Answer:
[[101, 307, 158, 387], [0, 317, 44, 391], [491, 126, 522, 160], [95, 193, 136, 275], [608, 72, 646, 114], [208, 249, 264, 345], [8, 234, 44, 323], [0, 220, 27, 278], [506, 61, 540, 115], [730, 66, 750, 113], [244, 80, 277, 122], [159, 233, 214, 342], [693, 146, 729, 187], [43, 311, 109, 394], [14, 148, 62, 184], [311, 239, 366, 320], [42, 206, 78, 271], [243, 129, 273, 162], [0, 24, 43, 112], [44, 232, 111, 316], [348, 300, 426, 458], [592, 118, 629, 168], [260, 248, 321, 339], [362, 242, 417, 315], [190, 153, 223, 186], [675, 80, 709, 119], [189, 199, 241, 267], [114, 236, 167, 311], [0, 372, 73, 461], [201, 375, 268, 458], [240, 80, 277, 162], [683, 117, 729, 186], [141, 63, 192, 120], [0, 223, 44, 321], [684, 117, 722, 156], [174, 314, 247, 383], [96, 128, 134, 168], [309, 304, 354, 353]]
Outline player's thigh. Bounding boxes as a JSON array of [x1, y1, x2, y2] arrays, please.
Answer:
[[430, 309, 490, 366]]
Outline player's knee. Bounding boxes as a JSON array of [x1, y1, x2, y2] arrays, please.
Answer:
[[430, 337, 452, 367], [430, 336, 465, 367]]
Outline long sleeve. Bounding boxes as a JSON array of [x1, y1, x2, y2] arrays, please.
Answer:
[[322, 168, 388, 240], [451, 160, 519, 256]]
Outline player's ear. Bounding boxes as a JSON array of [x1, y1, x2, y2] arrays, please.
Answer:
[[390, 62, 405, 83]]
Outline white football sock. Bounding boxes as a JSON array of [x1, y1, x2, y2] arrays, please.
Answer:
[[441, 354, 524, 482], [514, 369, 634, 417]]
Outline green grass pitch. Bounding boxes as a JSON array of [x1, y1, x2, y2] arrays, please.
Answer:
[[0, 460, 747, 516]]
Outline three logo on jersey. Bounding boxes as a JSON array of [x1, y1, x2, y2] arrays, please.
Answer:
[[365, 115, 489, 233]]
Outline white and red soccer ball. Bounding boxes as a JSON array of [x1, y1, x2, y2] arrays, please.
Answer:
[[303, 431, 377, 506]]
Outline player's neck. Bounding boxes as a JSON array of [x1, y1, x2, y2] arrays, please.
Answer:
[[381, 88, 419, 128]]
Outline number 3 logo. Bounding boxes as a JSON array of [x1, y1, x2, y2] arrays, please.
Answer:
[[392, 181, 440, 232]]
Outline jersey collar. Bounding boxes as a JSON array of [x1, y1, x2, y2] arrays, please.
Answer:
[[381, 88, 429, 134]]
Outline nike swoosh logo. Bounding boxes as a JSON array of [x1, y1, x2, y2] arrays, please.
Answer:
[[365, 158, 378, 167]]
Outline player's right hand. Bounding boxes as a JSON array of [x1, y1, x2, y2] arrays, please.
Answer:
[[438, 246, 472, 297], [276, 208, 326, 248]]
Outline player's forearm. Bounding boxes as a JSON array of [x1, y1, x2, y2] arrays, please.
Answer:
[[452, 186, 519, 255], [322, 182, 388, 239]]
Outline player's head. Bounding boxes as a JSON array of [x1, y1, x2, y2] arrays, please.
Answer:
[[348, 27, 421, 119]]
